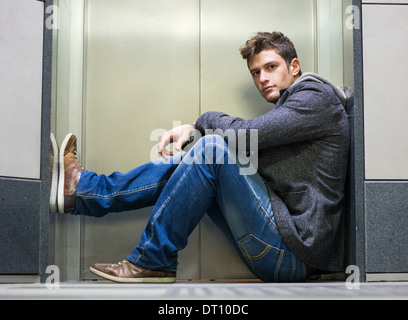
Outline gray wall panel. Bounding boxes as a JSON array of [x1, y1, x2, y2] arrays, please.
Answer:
[[365, 182, 408, 273], [0, 0, 44, 179], [80, 0, 201, 280], [0, 178, 41, 274], [363, 5, 408, 180]]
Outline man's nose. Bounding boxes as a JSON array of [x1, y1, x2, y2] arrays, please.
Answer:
[[260, 71, 269, 84]]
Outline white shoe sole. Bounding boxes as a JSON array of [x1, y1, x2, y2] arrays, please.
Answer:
[[50, 133, 59, 213], [89, 266, 176, 283], [57, 133, 73, 214]]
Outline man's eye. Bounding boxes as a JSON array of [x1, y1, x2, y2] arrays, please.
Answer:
[[269, 65, 276, 70]]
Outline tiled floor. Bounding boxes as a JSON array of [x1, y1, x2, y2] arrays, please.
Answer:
[[1, 281, 407, 300]]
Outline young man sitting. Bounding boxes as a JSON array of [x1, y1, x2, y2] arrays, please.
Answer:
[[51, 32, 350, 283]]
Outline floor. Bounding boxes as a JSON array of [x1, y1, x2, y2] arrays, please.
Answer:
[[1, 280, 408, 300]]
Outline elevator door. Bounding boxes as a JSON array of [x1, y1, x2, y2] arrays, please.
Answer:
[[199, 0, 316, 279], [52, 0, 351, 280], [80, 0, 200, 280]]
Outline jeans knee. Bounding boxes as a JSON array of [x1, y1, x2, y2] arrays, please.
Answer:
[[200, 134, 226, 145], [183, 134, 230, 166], [194, 134, 258, 176]]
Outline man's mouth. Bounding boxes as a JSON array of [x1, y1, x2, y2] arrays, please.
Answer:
[[263, 86, 274, 93]]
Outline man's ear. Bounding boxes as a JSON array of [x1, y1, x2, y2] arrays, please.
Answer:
[[289, 58, 301, 77]]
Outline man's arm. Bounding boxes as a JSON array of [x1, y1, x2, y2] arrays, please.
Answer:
[[195, 83, 342, 151]]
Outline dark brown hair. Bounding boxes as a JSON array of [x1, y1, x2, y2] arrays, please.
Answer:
[[240, 32, 302, 75]]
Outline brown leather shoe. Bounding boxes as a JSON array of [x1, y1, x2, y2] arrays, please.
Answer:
[[50, 133, 59, 213], [90, 259, 176, 283], [58, 133, 83, 214]]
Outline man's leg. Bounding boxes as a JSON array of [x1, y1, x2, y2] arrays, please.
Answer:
[[91, 135, 306, 282], [74, 155, 181, 218], [58, 133, 182, 217]]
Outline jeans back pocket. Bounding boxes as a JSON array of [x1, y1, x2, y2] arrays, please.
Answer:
[[238, 234, 284, 282]]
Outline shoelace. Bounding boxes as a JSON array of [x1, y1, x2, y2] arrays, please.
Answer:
[[111, 260, 129, 268], [71, 149, 84, 170]]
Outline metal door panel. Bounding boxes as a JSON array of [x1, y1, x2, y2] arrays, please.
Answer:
[[200, 0, 316, 279], [81, 0, 200, 279]]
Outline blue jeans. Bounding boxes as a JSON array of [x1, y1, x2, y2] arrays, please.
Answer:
[[75, 135, 307, 282]]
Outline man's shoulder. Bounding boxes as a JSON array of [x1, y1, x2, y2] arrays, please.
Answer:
[[279, 80, 341, 107], [289, 79, 334, 95]]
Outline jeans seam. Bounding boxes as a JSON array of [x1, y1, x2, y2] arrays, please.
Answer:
[[259, 204, 277, 229], [241, 175, 276, 229], [274, 249, 284, 282], [251, 246, 272, 260], [238, 242, 254, 269], [77, 181, 168, 199]]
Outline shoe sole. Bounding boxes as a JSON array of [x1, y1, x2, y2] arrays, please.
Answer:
[[57, 133, 73, 214], [89, 266, 176, 283], [50, 133, 59, 213]]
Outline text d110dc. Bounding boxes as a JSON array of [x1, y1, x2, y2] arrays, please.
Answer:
[[203, 305, 249, 315]]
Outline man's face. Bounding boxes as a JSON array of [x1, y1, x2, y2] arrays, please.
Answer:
[[248, 49, 300, 104]]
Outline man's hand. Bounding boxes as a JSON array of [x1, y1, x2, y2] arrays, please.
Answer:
[[158, 124, 195, 160]]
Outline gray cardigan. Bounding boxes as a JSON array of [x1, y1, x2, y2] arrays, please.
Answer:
[[195, 73, 350, 271]]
